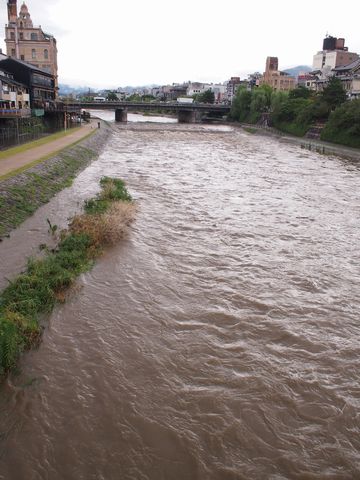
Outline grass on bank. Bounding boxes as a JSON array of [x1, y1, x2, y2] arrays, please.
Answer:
[[0, 146, 96, 238], [0, 177, 135, 378]]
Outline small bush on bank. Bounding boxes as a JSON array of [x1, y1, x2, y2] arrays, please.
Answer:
[[0, 177, 135, 378]]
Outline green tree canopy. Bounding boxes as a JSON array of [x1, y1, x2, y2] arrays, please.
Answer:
[[230, 87, 251, 122], [106, 92, 118, 101], [321, 77, 347, 110], [321, 99, 360, 147], [126, 94, 155, 102], [194, 89, 215, 104], [270, 91, 288, 111], [289, 86, 312, 99]]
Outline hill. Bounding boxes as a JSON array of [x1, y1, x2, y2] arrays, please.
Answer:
[[283, 65, 312, 77]]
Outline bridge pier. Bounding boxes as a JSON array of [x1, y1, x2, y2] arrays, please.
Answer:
[[115, 108, 128, 122], [178, 110, 202, 124]]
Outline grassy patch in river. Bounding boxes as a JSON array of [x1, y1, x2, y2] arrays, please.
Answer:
[[0, 177, 135, 379]]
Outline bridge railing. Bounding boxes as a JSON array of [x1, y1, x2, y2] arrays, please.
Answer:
[[70, 101, 231, 111]]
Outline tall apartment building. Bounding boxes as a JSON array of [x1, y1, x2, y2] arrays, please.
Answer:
[[313, 36, 359, 71], [226, 77, 241, 103], [4, 1, 58, 92], [260, 57, 295, 91]]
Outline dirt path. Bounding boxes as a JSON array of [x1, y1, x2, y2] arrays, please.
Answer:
[[0, 121, 100, 177]]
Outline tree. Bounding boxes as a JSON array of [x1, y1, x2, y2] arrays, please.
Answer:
[[296, 98, 330, 125], [230, 87, 251, 122], [270, 91, 288, 111], [195, 89, 215, 104], [289, 86, 312, 99], [257, 84, 273, 110], [321, 77, 347, 110], [321, 99, 360, 147], [126, 94, 142, 102], [106, 92, 118, 101]]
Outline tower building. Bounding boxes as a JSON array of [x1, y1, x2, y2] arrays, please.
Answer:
[[260, 56, 295, 91], [4, 1, 58, 92]]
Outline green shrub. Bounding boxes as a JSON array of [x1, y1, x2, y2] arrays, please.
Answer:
[[321, 100, 360, 148]]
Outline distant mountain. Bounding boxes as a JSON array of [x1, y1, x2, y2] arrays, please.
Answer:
[[59, 84, 91, 96], [283, 65, 312, 77], [58, 83, 161, 96]]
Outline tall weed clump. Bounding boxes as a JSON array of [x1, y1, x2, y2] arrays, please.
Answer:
[[0, 177, 135, 378]]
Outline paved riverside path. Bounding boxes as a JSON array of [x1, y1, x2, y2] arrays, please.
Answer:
[[0, 121, 98, 178]]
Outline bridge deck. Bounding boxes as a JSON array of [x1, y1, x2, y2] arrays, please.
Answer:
[[67, 101, 230, 113]]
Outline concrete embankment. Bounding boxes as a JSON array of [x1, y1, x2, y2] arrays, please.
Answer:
[[0, 122, 112, 239], [238, 123, 360, 162]]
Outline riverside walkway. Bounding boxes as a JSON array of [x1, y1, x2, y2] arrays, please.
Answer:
[[0, 121, 97, 178]]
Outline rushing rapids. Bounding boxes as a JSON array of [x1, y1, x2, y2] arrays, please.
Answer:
[[0, 114, 359, 479]]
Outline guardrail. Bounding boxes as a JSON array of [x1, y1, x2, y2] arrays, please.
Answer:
[[0, 108, 32, 118]]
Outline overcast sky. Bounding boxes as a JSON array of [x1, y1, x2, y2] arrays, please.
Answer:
[[1, 0, 359, 89]]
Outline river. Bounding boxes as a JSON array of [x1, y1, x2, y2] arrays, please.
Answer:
[[0, 113, 359, 479]]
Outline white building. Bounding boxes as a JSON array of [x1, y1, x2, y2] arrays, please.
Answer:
[[186, 82, 205, 97]]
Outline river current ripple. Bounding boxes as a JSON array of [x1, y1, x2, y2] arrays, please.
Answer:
[[0, 117, 360, 479]]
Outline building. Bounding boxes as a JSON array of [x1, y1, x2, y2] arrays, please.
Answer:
[[297, 73, 317, 90], [211, 84, 227, 103], [0, 66, 30, 117], [247, 72, 262, 89], [226, 77, 241, 103], [186, 82, 227, 102], [333, 58, 360, 99], [0, 53, 56, 111], [187, 82, 205, 97], [260, 57, 295, 91], [4, 1, 58, 92], [313, 36, 359, 71]]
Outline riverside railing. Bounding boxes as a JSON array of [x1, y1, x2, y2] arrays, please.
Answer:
[[0, 108, 32, 118]]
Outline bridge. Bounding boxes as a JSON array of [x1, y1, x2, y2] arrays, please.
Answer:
[[66, 101, 231, 123]]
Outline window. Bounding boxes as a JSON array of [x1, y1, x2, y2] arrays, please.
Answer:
[[31, 33, 38, 41], [32, 49, 36, 59], [11, 49, 16, 57], [20, 32, 24, 40], [10, 32, 15, 39], [33, 73, 53, 88], [21, 55, 25, 60], [44, 49, 49, 59]]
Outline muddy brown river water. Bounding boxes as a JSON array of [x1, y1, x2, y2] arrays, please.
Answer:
[[0, 114, 360, 479]]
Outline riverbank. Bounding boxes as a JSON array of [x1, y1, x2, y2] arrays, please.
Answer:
[[0, 121, 112, 239], [236, 122, 360, 161], [0, 176, 135, 379]]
